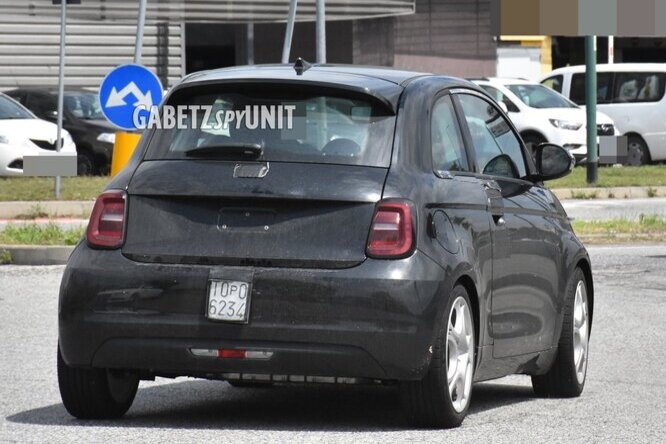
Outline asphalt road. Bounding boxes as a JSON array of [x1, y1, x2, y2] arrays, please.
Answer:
[[1, 245, 664, 443]]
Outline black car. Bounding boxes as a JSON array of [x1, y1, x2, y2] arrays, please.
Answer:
[[57, 64, 593, 429], [5, 88, 117, 175]]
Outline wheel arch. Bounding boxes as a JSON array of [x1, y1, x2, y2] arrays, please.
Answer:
[[454, 274, 481, 353], [575, 257, 594, 335]]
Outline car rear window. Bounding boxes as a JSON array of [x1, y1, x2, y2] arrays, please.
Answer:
[[144, 84, 396, 168]]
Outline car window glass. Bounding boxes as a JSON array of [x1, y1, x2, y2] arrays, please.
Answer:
[[27, 94, 57, 118], [542, 75, 563, 93], [506, 84, 576, 109], [64, 92, 105, 120], [613, 72, 666, 103], [431, 95, 468, 173], [0, 95, 34, 119], [571, 73, 613, 105], [7, 92, 27, 105], [146, 85, 396, 168], [480, 85, 519, 112], [457, 93, 527, 179]]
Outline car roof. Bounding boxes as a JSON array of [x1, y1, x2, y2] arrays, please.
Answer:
[[174, 63, 461, 112], [473, 77, 538, 86], [548, 63, 666, 76], [182, 63, 431, 86]]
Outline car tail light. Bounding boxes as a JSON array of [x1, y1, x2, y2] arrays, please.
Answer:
[[366, 201, 415, 258], [86, 190, 127, 249]]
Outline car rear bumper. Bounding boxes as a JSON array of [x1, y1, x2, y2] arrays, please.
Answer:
[[59, 243, 448, 381]]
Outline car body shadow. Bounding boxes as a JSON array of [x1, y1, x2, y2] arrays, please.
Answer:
[[7, 380, 536, 431]]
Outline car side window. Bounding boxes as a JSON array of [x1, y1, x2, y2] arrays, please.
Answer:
[[27, 93, 57, 119], [542, 75, 563, 93], [7, 91, 27, 105], [571, 73, 613, 105], [613, 72, 666, 103], [456, 93, 527, 179], [479, 85, 520, 113], [431, 95, 468, 173]]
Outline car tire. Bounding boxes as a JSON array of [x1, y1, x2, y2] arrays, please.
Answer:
[[57, 345, 139, 419], [521, 133, 546, 159], [77, 151, 96, 176], [627, 136, 650, 166], [400, 284, 475, 429], [532, 267, 590, 398]]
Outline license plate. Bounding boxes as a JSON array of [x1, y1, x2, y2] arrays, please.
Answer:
[[206, 280, 251, 323]]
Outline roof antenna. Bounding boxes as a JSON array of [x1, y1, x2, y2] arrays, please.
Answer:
[[294, 57, 312, 76]]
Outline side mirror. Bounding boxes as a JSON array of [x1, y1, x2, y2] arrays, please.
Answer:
[[46, 110, 58, 120], [535, 143, 575, 181]]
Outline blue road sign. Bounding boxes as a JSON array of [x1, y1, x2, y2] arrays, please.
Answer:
[[99, 64, 163, 130]]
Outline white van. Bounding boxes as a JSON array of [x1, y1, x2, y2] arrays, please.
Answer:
[[541, 64, 666, 165]]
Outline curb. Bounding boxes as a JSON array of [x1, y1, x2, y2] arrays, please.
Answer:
[[0, 201, 93, 219], [552, 186, 666, 200], [0, 244, 75, 265]]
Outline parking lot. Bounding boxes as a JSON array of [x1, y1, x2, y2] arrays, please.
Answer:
[[0, 244, 663, 442]]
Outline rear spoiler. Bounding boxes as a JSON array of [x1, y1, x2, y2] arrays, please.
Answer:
[[165, 79, 400, 115]]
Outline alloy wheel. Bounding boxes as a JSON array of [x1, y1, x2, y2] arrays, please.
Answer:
[[573, 280, 589, 384], [446, 296, 474, 413]]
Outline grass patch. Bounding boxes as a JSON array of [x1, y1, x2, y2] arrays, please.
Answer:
[[14, 204, 49, 220], [0, 249, 10, 264], [0, 177, 108, 201], [549, 165, 666, 189], [573, 215, 666, 243], [0, 223, 84, 246]]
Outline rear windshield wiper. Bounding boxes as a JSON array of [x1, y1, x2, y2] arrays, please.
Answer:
[[184, 143, 263, 159]]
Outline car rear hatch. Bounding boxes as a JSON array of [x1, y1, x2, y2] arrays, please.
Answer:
[[122, 81, 398, 269]]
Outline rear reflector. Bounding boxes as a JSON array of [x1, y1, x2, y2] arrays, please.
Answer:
[[86, 190, 126, 249], [366, 201, 414, 258], [190, 348, 273, 360]]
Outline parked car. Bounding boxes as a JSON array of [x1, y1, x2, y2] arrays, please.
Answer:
[[541, 63, 666, 165], [58, 65, 593, 429], [0, 92, 76, 176], [473, 78, 616, 163], [5, 88, 117, 175]]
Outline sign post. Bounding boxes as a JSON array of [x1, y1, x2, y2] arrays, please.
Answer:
[[316, 0, 326, 63], [134, 0, 147, 64], [585, 36, 598, 184], [54, 0, 67, 199], [281, 0, 298, 63]]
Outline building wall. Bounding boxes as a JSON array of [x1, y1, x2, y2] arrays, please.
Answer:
[[0, 15, 183, 91], [352, 18, 395, 67], [253, 21, 354, 65], [392, 0, 496, 76]]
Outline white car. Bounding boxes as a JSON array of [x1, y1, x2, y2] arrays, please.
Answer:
[[541, 64, 666, 165], [472, 78, 616, 162], [0, 93, 76, 176]]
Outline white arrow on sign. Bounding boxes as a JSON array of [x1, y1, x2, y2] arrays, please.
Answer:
[[105, 81, 153, 109]]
